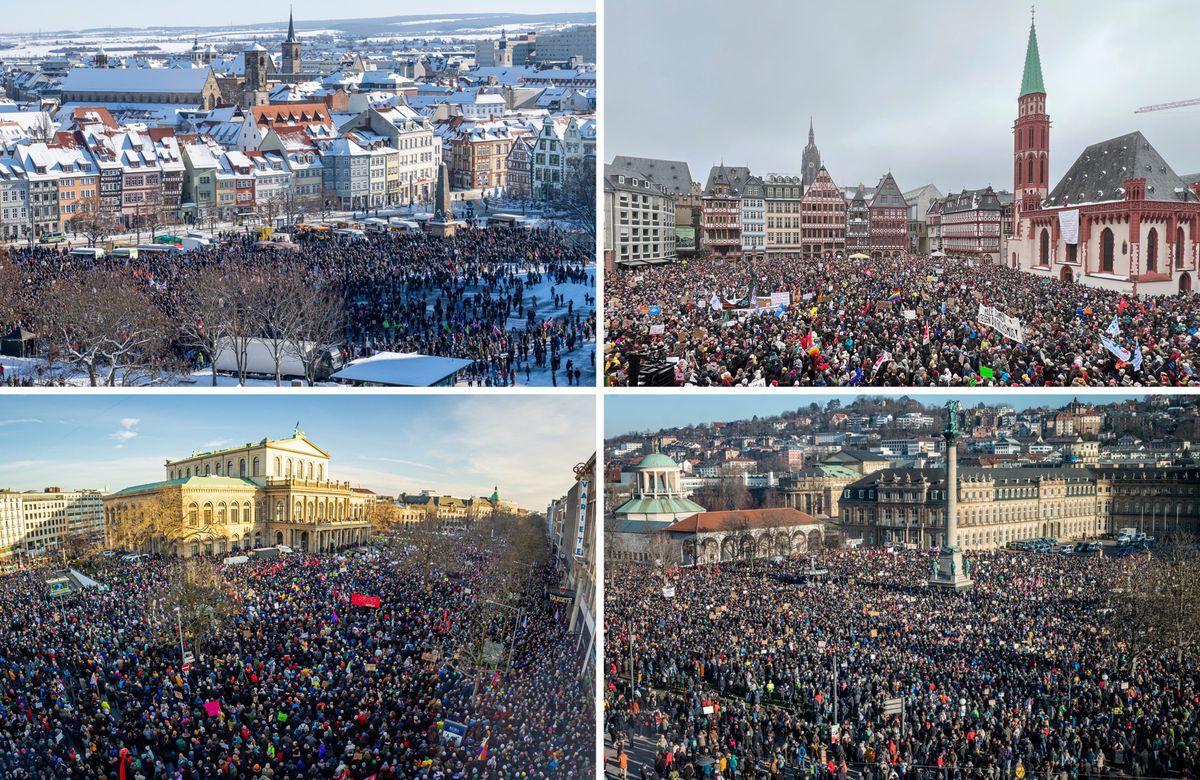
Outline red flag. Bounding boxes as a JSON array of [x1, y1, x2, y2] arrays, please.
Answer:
[[118, 749, 130, 780], [1118, 298, 1129, 314], [351, 593, 380, 609]]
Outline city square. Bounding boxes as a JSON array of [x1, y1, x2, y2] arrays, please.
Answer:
[[603, 3, 1199, 388], [603, 393, 1200, 778], [0, 396, 598, 778], [0, 6, 596, 388]]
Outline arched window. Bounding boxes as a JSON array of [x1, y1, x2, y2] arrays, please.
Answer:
[[1027, 158, 1034, 183], [203, 502, 213, 525], [244, 502, 253, 523], [1101, 228, 1115, 273], [1177, 226, 1187, 268], [253, 457, 260, 476], [1015, 159, 1021, 185], [286, 458, 293, 477], [187, 503, 199, 526], [215, 462, 222, 476], [1040, 229, 1050, 265], [317, 465, 323, 481], [1040, 157, 1045, 184], [204, 464, 210, 476], [231, 504, 240, 523], [1028, 127, 1033, 147], [274, 457, 281, 477], [307, 462, 314, 480], [1147, 228, 1159, 271], [217, 503, 226, 524], [275, 501, 284, 521], [295, 500, 304, 520], [239, 459, 246, 477], [226, 460, 233, 476]]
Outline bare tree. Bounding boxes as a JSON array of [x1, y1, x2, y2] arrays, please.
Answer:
[[288, 280, 345, 386], [0, 260, 27, 330], [552, 157, 595, 253], [108, 489, 182, 553], [38, 268, 169, 386], [367, 501, 401, 533], [71, 213, 122, 248], [1111, 533, 1200, 667], [155, 558, 237, 663], [177, 264, 240, 386], [255, 267, 306, 386], [145, 204, 174, 243]]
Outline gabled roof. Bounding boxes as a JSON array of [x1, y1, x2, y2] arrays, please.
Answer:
[[870, 172, 908, 208], [704, 164, 752, 196], [61, 68, 212, 95], [1045, 131, 1200, 208], [663, 507, 819, 533], [610, 155, 693, 196]]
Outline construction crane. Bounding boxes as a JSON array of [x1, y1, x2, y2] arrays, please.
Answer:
[[1135, 97, 1200, 114]]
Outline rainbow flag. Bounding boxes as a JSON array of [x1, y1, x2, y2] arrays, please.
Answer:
[[477, 737, 489, 761], [887, 291, 901, 302]]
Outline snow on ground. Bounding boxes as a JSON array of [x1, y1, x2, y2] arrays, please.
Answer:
[[0, 264, 596, 389]]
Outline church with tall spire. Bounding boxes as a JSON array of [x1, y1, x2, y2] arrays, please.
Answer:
[[802, 118, 822, 191], [1012, 8, 1049, 237], [1010, 7, 1200, 295], [282, 8, 302, 75]]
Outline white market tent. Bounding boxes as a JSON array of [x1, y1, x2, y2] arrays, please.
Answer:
[[330, 352, 473, 387]]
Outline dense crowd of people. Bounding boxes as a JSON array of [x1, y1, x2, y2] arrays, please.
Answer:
[[604, 254, 1200, 387], [605, 549, 1199, 779], [0, 536, 593, 779], [4, 226, 595, 387]]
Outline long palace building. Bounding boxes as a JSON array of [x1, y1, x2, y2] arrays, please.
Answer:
[[104, 425, 373, 557], [840, 464, 1200, 549]]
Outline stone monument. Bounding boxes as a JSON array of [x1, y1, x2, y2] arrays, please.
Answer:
[[429, 162, 457, 238], [930, 400, 974, 592]]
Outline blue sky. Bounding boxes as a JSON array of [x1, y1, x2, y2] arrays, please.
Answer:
[[0, 396, 593, 510], [8, 2, 593, 33], [605, 394, 1148, 438]]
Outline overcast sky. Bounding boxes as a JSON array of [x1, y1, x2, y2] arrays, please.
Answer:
[[0, 396, 593, 511], [607, 0, 1200, 193], [7, 2, 593, 34], [605, 393, 1149, 438]]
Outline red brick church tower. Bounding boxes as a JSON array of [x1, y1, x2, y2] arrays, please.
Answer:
[[1013, 9, 1049, 239]]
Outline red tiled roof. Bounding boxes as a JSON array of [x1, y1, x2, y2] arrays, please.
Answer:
[[663, 508, 820, 533]]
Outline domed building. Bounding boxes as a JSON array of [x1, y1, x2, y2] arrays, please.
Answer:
[[613, 452, 705, 524]]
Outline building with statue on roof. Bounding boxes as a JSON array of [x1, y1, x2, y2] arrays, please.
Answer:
[[1009, 11, 1200, 294], [102, 425, 373, 557]]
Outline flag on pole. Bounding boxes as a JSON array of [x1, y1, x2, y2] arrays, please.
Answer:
[[980, 366, 995, 379], [1106, 316, 1121, 337], [477, 737, 489, 761], [1132, 344, 1144, 371]]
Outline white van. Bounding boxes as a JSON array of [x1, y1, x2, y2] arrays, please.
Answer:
[[68, 247, 105, 259]]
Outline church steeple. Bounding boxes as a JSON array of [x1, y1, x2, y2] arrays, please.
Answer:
[[286, 7, 297, 43], [1019, 8, 1045, 97], [802, 117, 821, 191]]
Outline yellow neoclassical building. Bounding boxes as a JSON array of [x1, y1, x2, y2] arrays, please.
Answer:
[[104, 425, 373, 557]]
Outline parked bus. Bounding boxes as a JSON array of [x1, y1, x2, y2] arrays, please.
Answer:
[[68, 247, 105, 259], [486, 213, 528, 229]]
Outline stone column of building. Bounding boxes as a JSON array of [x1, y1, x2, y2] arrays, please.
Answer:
[[931, 400, 974, 591]]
